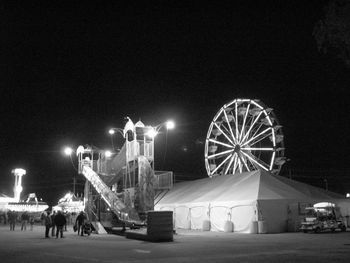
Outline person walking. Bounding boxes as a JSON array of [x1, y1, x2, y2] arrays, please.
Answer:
[[50, 211, 56, 237], [54, 211, 67, 238], [44, 211, 52, 238], [75, 211, 86, 236], [21, 211, 29, 231]]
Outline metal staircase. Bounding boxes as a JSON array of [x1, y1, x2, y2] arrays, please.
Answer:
[[82, 165, 143, 225]]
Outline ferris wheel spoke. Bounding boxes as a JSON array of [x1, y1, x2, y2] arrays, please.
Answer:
[[241, 127, 272, 147], [223, 110, 237, 143], [214, 122, 235, 145], [210, 154, 233, 175], [235, 101, 239, 139], [238, 157, 243, 173], [241, 147, 274, 151], [251, 123, 264, 140], [240, 151, 269, 171], [224, 153, 236, 174], [233, 154, 238, 174], [239, 103, 251, 142], [208, 138, 234, 148], [241, 111, 263, 144], [238, 154, 250, 172], [244, 131, 272, 148], [248, 135, 272, 148], [245, 154, 257, 170], [207, 149, 234, 159], [269, 151, 276, 170]]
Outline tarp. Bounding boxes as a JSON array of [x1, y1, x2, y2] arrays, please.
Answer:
[[155, 170, 346, 233]]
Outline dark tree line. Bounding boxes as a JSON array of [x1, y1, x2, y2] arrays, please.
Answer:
[[314, 0, 350, 67]]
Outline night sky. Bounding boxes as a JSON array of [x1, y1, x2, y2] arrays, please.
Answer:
[[1, 1, 350, 205]]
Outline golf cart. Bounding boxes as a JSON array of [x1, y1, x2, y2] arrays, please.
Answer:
[[300, 202, 346, 233]]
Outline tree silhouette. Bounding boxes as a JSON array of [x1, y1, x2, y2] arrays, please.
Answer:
[[314, 0, 350, 67]]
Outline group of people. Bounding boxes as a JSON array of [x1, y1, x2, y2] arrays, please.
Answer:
[[6, 210, 35, 231], [43, 210, 67, 238], [42, 210, 88, 238], [5, 209, 90, 238]]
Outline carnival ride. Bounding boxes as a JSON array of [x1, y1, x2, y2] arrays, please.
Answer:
[[0, 170, 48, 222], [205, 98, 286, 177], [52, 192, 84, 213], [77, 118, 173, 230]]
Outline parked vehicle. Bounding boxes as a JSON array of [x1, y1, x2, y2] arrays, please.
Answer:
[[300, 202, 346, 233]]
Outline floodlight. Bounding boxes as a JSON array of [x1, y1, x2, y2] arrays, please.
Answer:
[[64, 147, 73, 156], [166, 120, 175, 130], [146, 128, 158, 138]]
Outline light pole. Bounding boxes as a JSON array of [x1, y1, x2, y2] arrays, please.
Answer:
[[108, 127, 124, 152], [146, 120, 175, 170], [63, 146, 78, 194]]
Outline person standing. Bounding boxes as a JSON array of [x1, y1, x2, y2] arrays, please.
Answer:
[[29, 215, 35, 231], [8, 210, 16, 231], [63, 211, 68, 231], [75, 211, 86, 236], [21, 212, 29, 231], [50, 211, 56, 237], [44, 211, 52, 238], [54, 211, 66, 238]]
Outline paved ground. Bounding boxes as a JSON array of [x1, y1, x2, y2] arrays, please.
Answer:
[[1, 224, 350, 262]]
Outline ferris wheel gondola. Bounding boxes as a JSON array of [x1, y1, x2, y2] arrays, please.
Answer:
[[204, 98, 285, 177]]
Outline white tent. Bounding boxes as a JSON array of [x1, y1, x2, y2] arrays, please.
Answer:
[[155, 170, 346, 233]]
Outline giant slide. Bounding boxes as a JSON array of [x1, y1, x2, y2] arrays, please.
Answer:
[[81, 144, 150, 226]]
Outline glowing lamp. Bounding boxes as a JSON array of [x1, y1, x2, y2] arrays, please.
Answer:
[[109, 129, 115, 135], [105, 150, 112, 158], [146, 128, 158, 138], [64, 147, 73, 156], [13, 168, 26, 176], [166, 120, 175, 130]]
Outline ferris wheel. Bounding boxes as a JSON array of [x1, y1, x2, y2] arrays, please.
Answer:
[[204, 98, 285, 177]]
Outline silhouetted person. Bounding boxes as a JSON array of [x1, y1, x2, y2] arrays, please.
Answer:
[[7, 210, 16, 231], [54, 211, 67, 238], [50, 211, 56, 236], [29, 215, 35, 231], [44, 211, 52, 238], [21, 212, 29, 231], [64, 211, 68, 231], [75, 211, 86, 236]]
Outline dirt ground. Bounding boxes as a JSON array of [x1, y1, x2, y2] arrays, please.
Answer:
[[0, 224, 350, 263]]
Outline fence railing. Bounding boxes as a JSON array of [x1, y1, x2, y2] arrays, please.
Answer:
[[155, 171, 173, 190]]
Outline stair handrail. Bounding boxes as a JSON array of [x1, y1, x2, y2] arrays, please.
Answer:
[[82, 165, 142, 225]]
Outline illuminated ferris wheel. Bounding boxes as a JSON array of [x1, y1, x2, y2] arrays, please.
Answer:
[[204, 98, 285, 177]]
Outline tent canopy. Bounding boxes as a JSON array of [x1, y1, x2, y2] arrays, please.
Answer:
[[155, 170, 345, 233], [158, 170, 341, 207]]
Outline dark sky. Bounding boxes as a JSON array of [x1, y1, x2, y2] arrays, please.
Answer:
[[1, 0, 350, 205]]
